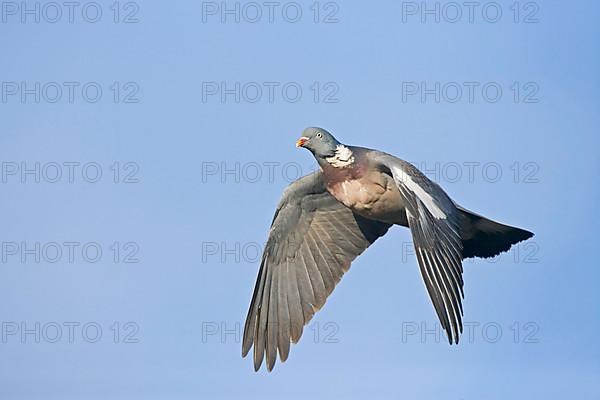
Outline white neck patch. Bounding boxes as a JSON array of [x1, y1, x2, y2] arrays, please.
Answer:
[[325, 145, 355, 168]]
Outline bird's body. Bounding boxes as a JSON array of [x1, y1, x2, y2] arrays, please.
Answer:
[[322, 146, 409, 226], [242, 128, 534, 372]]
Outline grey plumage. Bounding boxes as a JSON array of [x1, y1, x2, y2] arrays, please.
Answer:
[[242, 127, 534, 371]]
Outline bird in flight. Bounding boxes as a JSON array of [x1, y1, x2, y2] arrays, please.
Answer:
[[242, 127, 534, 371]]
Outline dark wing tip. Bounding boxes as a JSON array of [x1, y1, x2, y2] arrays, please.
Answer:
[[266, 356, 276, 372], [253, 349, 264, 372], [242, 328, 253, 358]]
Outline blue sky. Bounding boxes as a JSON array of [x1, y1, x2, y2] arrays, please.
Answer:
[[1, 0, 599, 398]]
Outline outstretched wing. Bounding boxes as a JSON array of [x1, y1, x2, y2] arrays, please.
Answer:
[[242, 171, 390, 371], [371, 152, 465, 344]]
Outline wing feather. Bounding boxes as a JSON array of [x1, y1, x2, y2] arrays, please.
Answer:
[[370, 152, 466, 344], [242, 171, 390, 371]]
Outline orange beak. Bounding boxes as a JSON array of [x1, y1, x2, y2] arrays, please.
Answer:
[[296, 136, 309, 148]]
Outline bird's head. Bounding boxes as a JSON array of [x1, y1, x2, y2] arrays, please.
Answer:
[[296, 127, 340, 158]]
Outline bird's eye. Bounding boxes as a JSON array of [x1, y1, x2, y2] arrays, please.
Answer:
[[317, 132, 322, 138]]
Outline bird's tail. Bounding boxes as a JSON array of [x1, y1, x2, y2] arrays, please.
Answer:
[[457, 205, 534, 259]]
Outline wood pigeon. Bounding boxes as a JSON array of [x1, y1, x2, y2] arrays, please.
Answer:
[[242, 127, 534, 371]]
